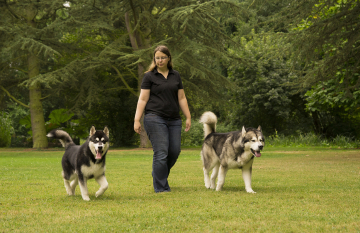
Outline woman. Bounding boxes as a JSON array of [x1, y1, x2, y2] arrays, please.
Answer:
[[134, 45, 191, 193]]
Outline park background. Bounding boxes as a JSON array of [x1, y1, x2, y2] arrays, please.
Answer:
[[0, 0, 359, 148], [1, 1, 360, 232]]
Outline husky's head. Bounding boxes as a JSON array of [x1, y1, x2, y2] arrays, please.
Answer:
[[88, 126, 110, 160], [242, 126, 265, 157]]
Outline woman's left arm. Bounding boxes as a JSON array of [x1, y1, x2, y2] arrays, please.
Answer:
[[178, 89, 191, 132]]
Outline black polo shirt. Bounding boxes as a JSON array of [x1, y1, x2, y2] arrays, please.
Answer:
[[141, 68, 184, 119]]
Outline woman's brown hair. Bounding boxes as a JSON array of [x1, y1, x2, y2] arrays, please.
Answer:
[[146, 45, 173, 72]]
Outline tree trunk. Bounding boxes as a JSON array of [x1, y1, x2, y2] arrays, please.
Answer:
[[27, 7, 48, 148], [28, 53, 48, 148]]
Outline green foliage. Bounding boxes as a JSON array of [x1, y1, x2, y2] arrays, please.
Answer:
[[19, 114, 32, 137], [273, 0, 360, 89], [267, 130, 360, 148], [227, 33, 312, 134], [25, 0, 244, 109], [6, 101, 29, 136], [181, 119, 360, 148], [181, 121, 204, 146], [304, 71, 360, 138], [46, 109, 89, 139], [48, 109, 74, 125], [181, 119, 235, 146], [1, 0, 244, 148], [19, 109, 88, 140], [0, 112, 14, 147], [305, 72, 360, 112], [248, 0, 360, 140], [76, 90, 139, 147], [2, 0, 359, 148]]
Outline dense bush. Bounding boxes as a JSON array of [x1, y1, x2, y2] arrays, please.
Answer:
[[267, 131, 360, 148], [0, 112, 14, 147], [181, 120, 234, 146], [182, 121, 360, 149]]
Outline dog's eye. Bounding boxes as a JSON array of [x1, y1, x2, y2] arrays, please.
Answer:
[[251, 139, 256, 142]]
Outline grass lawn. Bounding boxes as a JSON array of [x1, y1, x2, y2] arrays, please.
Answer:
[[1, 147, 359, 232]]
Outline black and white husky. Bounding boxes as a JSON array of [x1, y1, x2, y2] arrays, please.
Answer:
[[47, 126, 110, 201], [200, 112, 265, 193]]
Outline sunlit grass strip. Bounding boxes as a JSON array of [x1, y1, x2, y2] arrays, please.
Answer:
[[1, 148, 360, 232]]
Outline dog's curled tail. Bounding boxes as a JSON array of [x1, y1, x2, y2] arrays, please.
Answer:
[[46, 129, 74, 148], [199, 111, 217, 138]]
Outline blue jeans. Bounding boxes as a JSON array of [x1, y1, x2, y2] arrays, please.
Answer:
[[144, 113, 182, 193]]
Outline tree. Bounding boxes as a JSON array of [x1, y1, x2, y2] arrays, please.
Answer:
[[265, 0, 360, 91], [237, 0, 360, 137], [27, 0, 245, 147], [0, 0, 71, 148], [227, 32, 312, 135], [304, 74, 360, 137]]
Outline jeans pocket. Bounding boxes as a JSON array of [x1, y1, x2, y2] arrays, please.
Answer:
[[144, 114, 162, 130]]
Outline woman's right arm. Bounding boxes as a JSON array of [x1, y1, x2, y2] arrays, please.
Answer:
[[134, 89, 150, 134]]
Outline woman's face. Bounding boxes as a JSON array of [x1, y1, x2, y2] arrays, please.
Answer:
[[154, 51, 170, 69]]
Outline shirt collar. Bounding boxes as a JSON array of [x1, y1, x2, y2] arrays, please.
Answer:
[[153, 67, 174, 74]]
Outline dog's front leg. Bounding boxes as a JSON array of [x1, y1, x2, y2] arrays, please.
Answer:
[[95, 175, 108, 198], [78, 176, 90, 201], [242, 164, 255, 193], [216, 165, 228, 191]]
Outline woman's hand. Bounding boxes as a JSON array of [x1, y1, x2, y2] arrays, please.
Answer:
[[134, 121, 142, 134], [134, 89, 150, 135], [185, 118, 191, 132]]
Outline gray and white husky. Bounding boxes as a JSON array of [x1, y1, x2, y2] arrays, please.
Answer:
[[47, 126, 110, 201], [200, 112, 264, 193]]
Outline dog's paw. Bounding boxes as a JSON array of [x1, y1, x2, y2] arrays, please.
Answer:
[[82, 196, 90, 201], [66, 189, 75, 196], [204, 178, 211, 189], [246, 189, 256, 194], [95, 190, 104, 198], [204, 180, 210, 188]]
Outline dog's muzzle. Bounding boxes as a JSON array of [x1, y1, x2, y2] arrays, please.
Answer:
[[95, 145, 103, 159], [251, 145, 263, 157]]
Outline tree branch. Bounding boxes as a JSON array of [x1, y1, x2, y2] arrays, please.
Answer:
[[110, 65, 138, 97], [40, 94, 51, 100], [0, 85, 29, 108], [126, 67, 138, 80], [10, 67, 28, 74], [4, 0, 20, 19], [129, 0, 138, 26], [125, 12, 138, 49]]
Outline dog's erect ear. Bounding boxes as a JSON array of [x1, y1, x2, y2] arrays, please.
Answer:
[[103, 126, 109, 138], [90, 126, 96, 136], [242, 126, 246, 136], [257, 125, 262, 132]]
